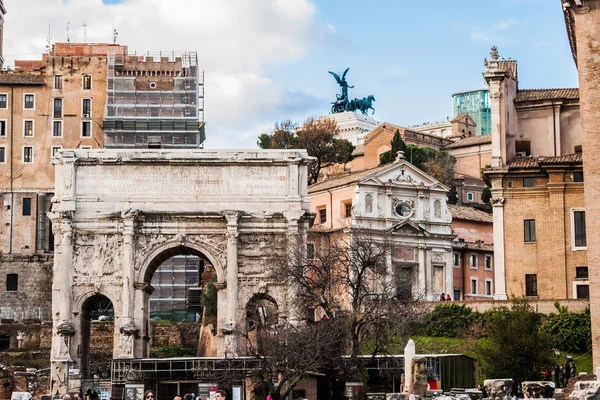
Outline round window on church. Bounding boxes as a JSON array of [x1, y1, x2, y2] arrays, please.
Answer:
[[395, 203, 411, 217]]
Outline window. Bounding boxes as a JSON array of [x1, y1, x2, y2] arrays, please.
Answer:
[[6, 274, 18, 291], [0, 94, 7, 109], [23, 146, 33, 163], [53, 98, 63, 118], [575, 145, 582, 153], [24, 94, 35, 109], [485, 279, 493, 296], [81, 145, 92, 150], [453, 253, 459, 267], [524, 219, 536, 242], [453, 289, 461, 301], [525, 274, 538, 297], [365, 194, 373, 214], [52, 146, 62, 158], [573, 210, 587, 248], [53, 120, 62, 137], [485, 255, 493, 270], [82, 98, 92, 118], [306, 243, 315, 260], [469, 254, 478, 269], [466, 192, 474, 202], [23, 120, 34, 137], [515, 140, 531, 156], [576, 285, 590, 299], [81, 121, 91, 137], [343, 202, 352, 218], [470, 278, 478, 295], [576, 266, 589, 279], [395, 267, 412, 300], [0, 120, 6, 136], [22, 198, 31, 216], [573, 171, 584, 182], [318, 208, 327, 224], [82, 75, 92, 90], [523, 177, 535, 187], [0, 146, 5, 163], [54, 75, 63, 90], [434, 199, 441, 218]]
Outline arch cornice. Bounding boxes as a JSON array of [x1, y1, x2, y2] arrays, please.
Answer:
[[137, 235, 226, 284]]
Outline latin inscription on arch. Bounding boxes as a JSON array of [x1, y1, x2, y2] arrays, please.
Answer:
[[76, 165, 289, 197]]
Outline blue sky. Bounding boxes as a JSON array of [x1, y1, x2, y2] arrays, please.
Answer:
[[269, 0, 578, 127], [5, 0, 578, 148]]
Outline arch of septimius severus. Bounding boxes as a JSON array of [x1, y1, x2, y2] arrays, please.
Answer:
[[49, 149, 313, 394]]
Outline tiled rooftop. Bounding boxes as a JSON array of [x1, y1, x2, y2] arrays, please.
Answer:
[[443, 135, 491, 150], [308, 165, 389, 193], [448, 204, 493, 223], [0, 73, 45, 85], [515, 88, 579, 103], [507, 153, 582, 169]]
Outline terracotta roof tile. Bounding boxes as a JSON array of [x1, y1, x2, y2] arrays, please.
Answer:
[[507, 153, 582, 169], [0, 73, 45, 85], [443, 134, 491, 149], [515, 88, 579, 103], [308, 165, 389, 193], [448, 204, 493, 223]]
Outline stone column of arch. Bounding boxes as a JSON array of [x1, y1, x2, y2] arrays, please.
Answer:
[[118, 210, 138, 358], [50, 212, 76, 395], [223, 210, 240, 354]]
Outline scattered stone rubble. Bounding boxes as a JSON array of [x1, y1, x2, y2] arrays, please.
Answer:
[[389, 376, 600, 400]]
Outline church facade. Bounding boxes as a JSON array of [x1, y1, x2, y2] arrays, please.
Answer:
[[308, 154, 455, 301]]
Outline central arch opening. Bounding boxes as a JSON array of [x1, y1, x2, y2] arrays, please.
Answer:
[[80, 294, 114, 378], [143, 245, 220, 357], [147, 246, 216, 323]]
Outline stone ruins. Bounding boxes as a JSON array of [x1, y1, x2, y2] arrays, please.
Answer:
[[49, 149, 313, 394]]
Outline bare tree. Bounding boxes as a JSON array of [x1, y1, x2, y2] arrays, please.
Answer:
[[273, 228, 424, 358], [233, 312, 347, 400]]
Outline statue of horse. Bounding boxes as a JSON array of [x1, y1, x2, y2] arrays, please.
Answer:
[[347, 95, 375, 115]]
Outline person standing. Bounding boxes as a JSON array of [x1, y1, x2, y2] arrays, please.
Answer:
[[440, 293, 445, 301], [554, 365, 561, 388]]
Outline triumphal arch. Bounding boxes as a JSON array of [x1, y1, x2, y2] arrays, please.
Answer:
[[49, 149, 313, 393]]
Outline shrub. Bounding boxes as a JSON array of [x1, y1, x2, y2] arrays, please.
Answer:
[[475, 298, 553, 387], [420, 303, 475, 337], [542, 303, 591, 352], [150, 345, 196, 358]]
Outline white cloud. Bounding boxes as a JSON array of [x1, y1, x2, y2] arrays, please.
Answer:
[[490, 18, 518, 31], [4, 0, 332, 148], [383, 66, 409, 80]]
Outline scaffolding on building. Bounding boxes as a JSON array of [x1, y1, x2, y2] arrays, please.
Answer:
[[452, 89, 491, 136], [150, 255, 204, 322], [104, 51, 205, 148]]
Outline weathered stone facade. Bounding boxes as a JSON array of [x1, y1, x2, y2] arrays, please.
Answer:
[[49, 149, 313, 394]]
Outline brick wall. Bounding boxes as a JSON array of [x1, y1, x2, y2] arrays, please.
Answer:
[[0, 254, 52, 321], [568, 0, 600, 368]]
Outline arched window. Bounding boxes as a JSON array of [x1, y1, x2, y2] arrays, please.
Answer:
[[365, 194, 373, 214], [434, 199, 442, 219]]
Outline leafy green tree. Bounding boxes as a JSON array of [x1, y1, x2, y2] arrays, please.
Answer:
[[257, 117, 354, 184], [542, 303, 591, 352], [475, 298, 554, 388], [481, 165, 492, 205], [380, 130, 407, 165]]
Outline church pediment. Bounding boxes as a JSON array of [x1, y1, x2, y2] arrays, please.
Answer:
[[389, 220, 429, 236], [362, 160, 449, 191]]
